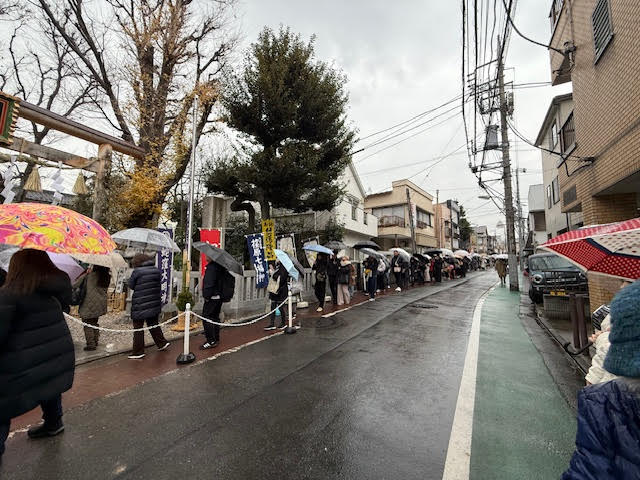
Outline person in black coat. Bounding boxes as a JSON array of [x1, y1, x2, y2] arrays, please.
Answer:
[[433, 255, 443, 283], [265, 260, 289, 330], [312, 253, 328, 312], [127, 254, 169, 359], [363, 255, 379, 300], [0, 249, 74, 459], [200, 259, 227, 350], [390, 251, 408, 291], [327, 252, 339, 304]]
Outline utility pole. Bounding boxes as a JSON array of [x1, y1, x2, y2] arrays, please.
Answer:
[[406, 188, 417, 253], [436, 189, 440, 248], [498, 37, 519, 291], [514, 165, 525, 270]]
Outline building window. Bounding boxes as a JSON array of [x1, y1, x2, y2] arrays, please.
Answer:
[[561, 112, 575, 153], [592, 0, 613, 63], [549, 0, 564, 32], [552, 177, 560, 204], [350, 197, 358, 221], [416, 209, 432, 229], [550, 121, 559, 149], [547, 185, 552, 209], [372, 205, 406, 228]]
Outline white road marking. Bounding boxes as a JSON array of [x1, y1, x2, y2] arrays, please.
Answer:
[[442, 286, 495, 480]]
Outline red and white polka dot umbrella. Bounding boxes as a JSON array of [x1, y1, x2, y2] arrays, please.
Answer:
[[541, 217, 640, 280]]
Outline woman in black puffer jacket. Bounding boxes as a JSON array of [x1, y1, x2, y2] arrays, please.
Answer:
[[0, 249, 74, 460], [127, 254, 169, 359]]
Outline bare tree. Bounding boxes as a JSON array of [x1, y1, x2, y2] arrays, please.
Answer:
[[36, 0, 238, 228], [1, 9, 98, 200]]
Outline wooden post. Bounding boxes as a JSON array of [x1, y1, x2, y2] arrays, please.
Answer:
[[93, 143, 112, 224]]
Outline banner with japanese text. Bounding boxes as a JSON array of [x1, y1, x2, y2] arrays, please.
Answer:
[[261, 219, 276, 261], [155, 228, 174, 306], [199, 229, 221, 280], [246, 233, 269, 288]]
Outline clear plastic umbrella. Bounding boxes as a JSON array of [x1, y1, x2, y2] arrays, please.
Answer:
[[112, 228, 180, 252]]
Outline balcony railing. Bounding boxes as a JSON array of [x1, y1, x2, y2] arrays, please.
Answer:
[[378, 215, 405, 228], [416, 220, 430, 230]]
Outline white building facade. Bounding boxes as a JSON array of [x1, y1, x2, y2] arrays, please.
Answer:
[[534, 93, 584, 240]]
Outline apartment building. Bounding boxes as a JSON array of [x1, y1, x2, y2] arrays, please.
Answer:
[[548, 0, 640, 306], [534, 93, 584, 238], [526, 184, 548, 253], [472, 225, 497, 254], [435, 200, 461, 250], [364, 179, 437, 252]]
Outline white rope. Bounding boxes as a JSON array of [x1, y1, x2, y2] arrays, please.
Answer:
[[192, 298, 290, 327], [64, 312, 183, 333]]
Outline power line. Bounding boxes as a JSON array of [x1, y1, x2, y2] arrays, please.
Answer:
[[355, 94, 462, 143], [355, 109, 462, 164], [500, 0, 566, 55]]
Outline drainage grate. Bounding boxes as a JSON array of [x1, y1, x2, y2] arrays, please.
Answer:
[[411, 303, 439, 309]]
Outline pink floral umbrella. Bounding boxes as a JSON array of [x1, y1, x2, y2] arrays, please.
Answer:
[[0, 203, 116, 254], [540, 218, 640, 280]]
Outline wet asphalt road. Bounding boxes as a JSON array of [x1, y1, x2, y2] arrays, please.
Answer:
[[3, 272, 498, 480]]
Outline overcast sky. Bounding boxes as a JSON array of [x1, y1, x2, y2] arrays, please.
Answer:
[[238, 0, 571, 237]]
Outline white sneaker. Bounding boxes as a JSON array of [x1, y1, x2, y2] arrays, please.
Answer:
[[316, 307, 323, 312], [158, 342, 170, 351], [369, 298, 375, 302], [395, 287, 402, 292], [128, 353, 145, 360]]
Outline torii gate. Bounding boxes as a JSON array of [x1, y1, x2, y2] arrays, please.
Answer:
[[0, 91, 145, 222]]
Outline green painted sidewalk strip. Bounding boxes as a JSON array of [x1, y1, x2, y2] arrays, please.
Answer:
[[470, 286, 576, 480]]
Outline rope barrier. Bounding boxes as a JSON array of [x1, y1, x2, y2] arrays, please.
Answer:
[[64, 312, 183, 333], [62, 297, 289, 332], [191, 298, 290, 327]]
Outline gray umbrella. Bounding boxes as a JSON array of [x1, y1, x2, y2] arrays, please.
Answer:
[[112, 228, 180, 252], [353, 240, 381, 250], [324, 240, 347, 251], [360, 247, 384, 259], [193, 242, 243, 275]]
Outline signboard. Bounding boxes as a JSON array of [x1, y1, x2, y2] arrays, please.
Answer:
[[246, 233, 269, 288], [261, 219, 276, 261], [199, 229, 221, 280], [303, 237, 319, 267], [0, 92, 20, 145], [156, 228, 174, 305], [410, 202, 418, 228], [277, 233, 296, 261]]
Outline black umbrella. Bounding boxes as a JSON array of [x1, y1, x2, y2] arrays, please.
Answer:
[[353, 240, 380, 250], [193, 242, 243, 275], [324, 240, 347, 251]]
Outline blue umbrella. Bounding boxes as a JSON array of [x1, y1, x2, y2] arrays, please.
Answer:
[[274, 249, 299, 281], [303, 244, 333, 255]]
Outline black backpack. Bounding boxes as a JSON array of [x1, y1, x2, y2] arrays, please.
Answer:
[[220, 270, 235, 302]]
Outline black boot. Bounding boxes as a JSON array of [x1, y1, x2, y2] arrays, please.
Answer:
[[27, 419, 64, 439]]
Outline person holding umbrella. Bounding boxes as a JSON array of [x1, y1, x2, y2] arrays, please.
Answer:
[[127, 254, 170, 359], [200, 256, 226, 349], [391, 250, 408, 292], [313, 253, 329, 312], [265, 257, 290, 330], [0, 249, 74, 459], [327, 251, 339, 305], [74, 265, 111, 351], [363, 254, 378, 301], [192, 242, 241, 347]]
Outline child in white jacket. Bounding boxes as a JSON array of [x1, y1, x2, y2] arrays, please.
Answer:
[[585, 314, 618, 385]]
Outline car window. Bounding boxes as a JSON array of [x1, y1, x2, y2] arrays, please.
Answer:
[[529, 255, 578, 271]]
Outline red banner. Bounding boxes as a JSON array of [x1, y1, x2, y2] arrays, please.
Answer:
[[199, 229, 221, 280]]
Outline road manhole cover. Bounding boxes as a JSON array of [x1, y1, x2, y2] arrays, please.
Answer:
[[411, 303, 439, 309]]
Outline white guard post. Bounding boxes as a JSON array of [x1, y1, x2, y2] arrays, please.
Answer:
[[176, 303, 196, 364], [284, 289, 296, 335]]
